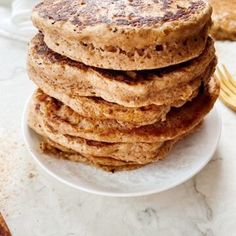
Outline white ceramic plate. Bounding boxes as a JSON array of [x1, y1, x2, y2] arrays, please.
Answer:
[[22, 99, 221, 197]]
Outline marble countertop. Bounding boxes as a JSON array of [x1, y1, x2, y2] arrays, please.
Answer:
[[0, 35, 236, 236]]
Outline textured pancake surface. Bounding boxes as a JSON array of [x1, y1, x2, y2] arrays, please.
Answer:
[[28, 94, 182, 169], [29, 78, 219, 143], [40, 138, 177, 172], [28, 98, 202, 171], [28, 102, 165, 164], [28, 34, 216, 110], [32, 0, 212, 70], [210, 0, 236, 40], [29, 101, 202, 166], [28, 64, 213, 127]]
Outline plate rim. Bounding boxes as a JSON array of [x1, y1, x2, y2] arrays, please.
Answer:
[[22, 94, 222, 197]]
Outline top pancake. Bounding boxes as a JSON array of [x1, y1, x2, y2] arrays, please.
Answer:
[[210, 0, 236, 40], [32, 0, 212, 70]]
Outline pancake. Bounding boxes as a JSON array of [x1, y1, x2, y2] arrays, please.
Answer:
[[40, 137, 179, 172], [29, 102, 201, 165], [210, 0, 236, 40], [30, 77, 220, 144], [33, 87, 172, 128], [28, 62, 213, 127], [28, 104, 165, 164], [41, 140, 146, 172], [32, 0, 212, 70], [28, 34, 216, 109]]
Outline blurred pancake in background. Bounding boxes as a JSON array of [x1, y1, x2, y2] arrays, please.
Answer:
[[210, 0, 236, 40]]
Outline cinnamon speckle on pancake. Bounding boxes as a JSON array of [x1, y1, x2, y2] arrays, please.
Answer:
[[32, 0, 212, 70], [35, 0, 207, 28]]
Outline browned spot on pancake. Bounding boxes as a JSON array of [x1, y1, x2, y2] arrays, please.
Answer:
[[35, 0, 207, 29]]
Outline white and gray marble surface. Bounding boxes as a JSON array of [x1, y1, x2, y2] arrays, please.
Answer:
[[0, 35, 236, 236]]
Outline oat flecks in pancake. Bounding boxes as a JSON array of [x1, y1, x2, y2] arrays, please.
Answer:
[[35, 0, 207, 29], [29, 100, 202, 166], [32, 0, 212, 70], [28, 92, 205, 171], [28, 78, 219, 144], [40, 138, 176, 172], [27, 63, 214, 127], [27, 34, 216, 111], [28, 102, 164, 163]]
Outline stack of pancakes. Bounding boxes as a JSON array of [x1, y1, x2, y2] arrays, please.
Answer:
[[27, 0, 220, 172]]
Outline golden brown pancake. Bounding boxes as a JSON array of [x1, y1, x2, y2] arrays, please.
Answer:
[[29, 77, 219, 144], [41, 139, 146, 172], [28, 64, 213, 127], [29, 102, 202, 166], [28, 104, 165, 164], [32, 0, 212, 70], [40, 138, 178, 172], [28, 34, 216, 128], [28, 34, 216, 108], [210, 0, 236, 40]]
